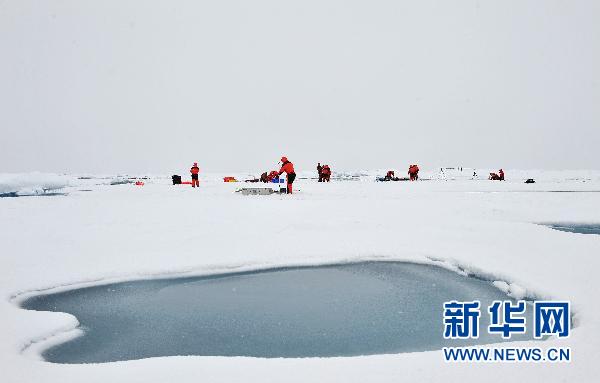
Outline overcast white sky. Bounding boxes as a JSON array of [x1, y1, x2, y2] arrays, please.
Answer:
[[1, 1, 598, 174]]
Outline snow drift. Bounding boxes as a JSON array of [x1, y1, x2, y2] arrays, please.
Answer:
[[0, 173, 70, 196]]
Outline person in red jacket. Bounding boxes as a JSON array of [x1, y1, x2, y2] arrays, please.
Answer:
[[321, 165, 331, 182], [267, 170, 279, 182], [498, 168, 505, 181], [278, 156, 296, 194], [190, 162, 200, 188], [408, 164, 419, 181]]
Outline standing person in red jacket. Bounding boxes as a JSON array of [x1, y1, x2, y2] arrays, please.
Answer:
[[190, 162, 200, 188], [278, 156, 296, 194], [498, 168, 505, 181], [321, 165, 331, 182]]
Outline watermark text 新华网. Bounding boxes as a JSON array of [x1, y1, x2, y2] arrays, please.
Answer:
[[442, 300, 571, 363]]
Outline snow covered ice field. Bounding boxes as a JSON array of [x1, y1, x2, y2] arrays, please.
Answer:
[[2, 170, 600, 382]]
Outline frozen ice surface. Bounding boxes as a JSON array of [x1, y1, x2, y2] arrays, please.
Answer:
[[3, 170, 600, 382], [22, 262, 532, 363]]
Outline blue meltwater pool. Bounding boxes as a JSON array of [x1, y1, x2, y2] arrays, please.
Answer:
[[545, 223, 600, 235], [21, 262, 533, 363]]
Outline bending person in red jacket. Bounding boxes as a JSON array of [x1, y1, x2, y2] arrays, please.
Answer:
[[408, 164, 419, 181], [278, 156, 296, 194], [190, 162, 200, 188]]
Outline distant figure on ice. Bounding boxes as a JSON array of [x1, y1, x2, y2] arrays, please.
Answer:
[[320, 165, 331, 182], [408, 164, 419, 181], [498, 169, 505, 181], [377, 170, 401, 182], [260, 171, 279, 183], [190, 162, 200, 188], [317, 163, 323, 182], [260, 172, 269, 183], [278, 156, 296, 194]]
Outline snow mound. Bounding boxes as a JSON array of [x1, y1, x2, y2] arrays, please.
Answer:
[[0, 173, 70, 196]]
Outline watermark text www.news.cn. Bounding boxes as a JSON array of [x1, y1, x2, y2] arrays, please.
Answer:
[[442, 300, 571, 363]]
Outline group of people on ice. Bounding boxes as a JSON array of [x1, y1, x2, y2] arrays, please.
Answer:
[[175, 157, 296, 193], [489, 169, 505, 181], [317, 163, 331, 182], [257, 157, 296, 193], [178, 160, 506, 194], [380, 165, 420, 181]]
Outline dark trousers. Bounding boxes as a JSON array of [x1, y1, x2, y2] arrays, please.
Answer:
[[287, 173, 296, 194]]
